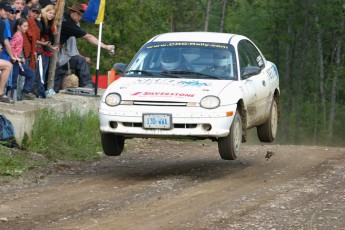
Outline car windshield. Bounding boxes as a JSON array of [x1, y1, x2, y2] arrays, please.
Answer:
[[125, 42, 238, 80]]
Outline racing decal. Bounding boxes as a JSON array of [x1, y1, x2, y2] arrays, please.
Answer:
[[133, 79, 211, 87], [147, 42, 228, 49], [179, 80, 209, 87], [131, 92, 195, 98], [267, 66, 278, 80], [256, 55, 264, 67]]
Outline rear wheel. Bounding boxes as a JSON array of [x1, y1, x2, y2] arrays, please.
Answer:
[[218, 111, 242, 160], [257, 99, 278, 142], [101, 133, 125, 156]]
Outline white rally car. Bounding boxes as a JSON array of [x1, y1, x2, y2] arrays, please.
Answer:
[[99, 32, 280, 160]]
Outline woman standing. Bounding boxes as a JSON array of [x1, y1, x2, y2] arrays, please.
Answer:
[[36, 4, 58, 98]]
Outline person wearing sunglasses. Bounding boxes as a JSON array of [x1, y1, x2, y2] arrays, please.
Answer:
[[11, 0, 25, 13], [21, 0, 39, 18], [8, 4, 18, 34]]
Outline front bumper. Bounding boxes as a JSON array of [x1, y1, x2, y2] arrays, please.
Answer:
[[99, 103, 237, 138]]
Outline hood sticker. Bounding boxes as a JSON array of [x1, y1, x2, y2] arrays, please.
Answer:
[[131, 92, 195, 98], [133, 79, 211, 87]]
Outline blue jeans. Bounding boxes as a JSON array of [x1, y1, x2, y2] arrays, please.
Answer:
[[12, 62, 35, 95]]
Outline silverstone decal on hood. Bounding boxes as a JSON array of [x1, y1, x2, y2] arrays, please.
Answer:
[[131, 92, 195, 98]]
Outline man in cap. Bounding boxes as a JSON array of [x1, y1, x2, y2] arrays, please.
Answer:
[[0, 2, 14, 103], [54, 3, 114, 93], [8, 4, 18, 34], [21, 0, 39, 18]]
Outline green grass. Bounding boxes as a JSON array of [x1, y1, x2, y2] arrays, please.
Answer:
[[0, 145, 30, 176], [0, 108, 102, 177], [27, 108, 102, 161]]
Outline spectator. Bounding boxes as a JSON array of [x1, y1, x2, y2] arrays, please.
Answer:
[[10, 0, 24, 19], [0, 1, 17, 95], [39, 0, 55, 8], [0, 58, 13, 103], [21, 0, 38, 18], [10, 18, 36, 100], [35, 3, 58, 98], [22, 3, 41, 70], [53, 3, 114, 93], [0, 18, 13, 104], [8, 4, 17, 34]]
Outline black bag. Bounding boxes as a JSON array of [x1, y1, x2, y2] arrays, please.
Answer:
[[0, 113, 24, 149]]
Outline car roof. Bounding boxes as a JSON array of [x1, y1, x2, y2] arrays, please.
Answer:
[[148, 32, 247, 45]]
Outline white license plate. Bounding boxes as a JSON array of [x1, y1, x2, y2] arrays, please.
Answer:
[[143, 114, 172, 129]]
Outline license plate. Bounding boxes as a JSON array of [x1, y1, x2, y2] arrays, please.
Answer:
[[143, 114, 172, 129]]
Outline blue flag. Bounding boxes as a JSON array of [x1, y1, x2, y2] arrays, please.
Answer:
[[82, 0, 106, 24]]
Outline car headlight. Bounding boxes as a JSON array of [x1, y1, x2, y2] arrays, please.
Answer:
[[105, 93, 121, 106], [200, 96, 220, 109]]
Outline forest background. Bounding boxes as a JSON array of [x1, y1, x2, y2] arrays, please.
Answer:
[[68, 0, 344, 146]]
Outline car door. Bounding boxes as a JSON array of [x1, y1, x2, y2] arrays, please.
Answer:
[[238, 40, 271, 126]]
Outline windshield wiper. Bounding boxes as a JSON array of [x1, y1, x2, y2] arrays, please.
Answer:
[[169, 71, 223, 80], [126, 70, 155, 76]]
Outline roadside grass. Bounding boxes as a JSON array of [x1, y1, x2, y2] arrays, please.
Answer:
[[0, 108, 102, 177], [0, 146, 33, 177], [26, 108, 102, 161]]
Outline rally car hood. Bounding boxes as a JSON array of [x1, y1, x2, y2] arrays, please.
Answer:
[[105, 77, 234, 102]]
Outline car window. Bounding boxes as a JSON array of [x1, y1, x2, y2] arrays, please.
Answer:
[[245, 41, 265, 68], [126, 42, 238, 80], [238, 40, 264, 78]]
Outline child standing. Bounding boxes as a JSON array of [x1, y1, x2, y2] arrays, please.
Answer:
[[10, 18, 35, 100]]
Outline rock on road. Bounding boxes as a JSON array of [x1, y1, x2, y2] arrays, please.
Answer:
[[1, 139, 345, 230]]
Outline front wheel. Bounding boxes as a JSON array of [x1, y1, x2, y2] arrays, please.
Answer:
[[101, 133, 125, 156], [257, 99, 278, 142], [218, 111, 242, 160]]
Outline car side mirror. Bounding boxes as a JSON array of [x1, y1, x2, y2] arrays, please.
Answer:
[[113, 63, 127, 76], [241, 66, 261, 79]]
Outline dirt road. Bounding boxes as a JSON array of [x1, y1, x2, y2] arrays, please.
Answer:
[[1, 139, 345, 229]]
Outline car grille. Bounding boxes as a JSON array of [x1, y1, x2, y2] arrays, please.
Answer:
[[123, 122, 197, 129]]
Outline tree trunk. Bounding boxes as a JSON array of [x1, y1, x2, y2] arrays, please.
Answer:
[[47, 0, 66, 92], [328, 27, 342, 142], [281, 17, 293, 143], [219, 0, 227, 32], [204, 0, 211, 31], [315, 15, 327, 128]]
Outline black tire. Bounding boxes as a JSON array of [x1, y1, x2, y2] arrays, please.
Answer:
[[218, 111, 242, 160], [101, 133, 125, 156], [257, 99, 278, 142]]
